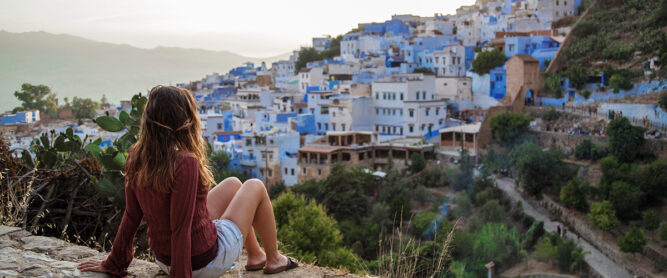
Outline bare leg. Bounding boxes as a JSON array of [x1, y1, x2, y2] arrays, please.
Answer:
[[207, 177, 265, 266], [221, 179, 287, 269]]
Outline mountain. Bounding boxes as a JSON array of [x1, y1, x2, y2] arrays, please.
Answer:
[[0, 31, 290, 113]]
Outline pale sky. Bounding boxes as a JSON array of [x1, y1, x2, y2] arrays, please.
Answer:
[[0, 0, 475, 57]]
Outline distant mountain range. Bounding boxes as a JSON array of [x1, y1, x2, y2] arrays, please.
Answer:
[[0, 30, 290, 113]]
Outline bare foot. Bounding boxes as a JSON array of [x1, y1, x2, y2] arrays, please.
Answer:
[[264, 254, 288, 270]]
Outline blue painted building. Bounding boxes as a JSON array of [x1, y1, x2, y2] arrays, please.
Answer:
[[505, 36, 560, 69], [0, 110, 39, 125], [489, 67, 507, 99]]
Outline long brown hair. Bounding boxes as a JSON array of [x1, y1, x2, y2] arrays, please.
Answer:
[[127, 85, 214, 192]]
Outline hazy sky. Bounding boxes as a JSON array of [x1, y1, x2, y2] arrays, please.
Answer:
[[0, 0, 474, 57]]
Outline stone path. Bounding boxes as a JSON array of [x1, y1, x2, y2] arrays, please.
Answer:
[[494, 177, 632, 278], [0, 225, 365, 278]]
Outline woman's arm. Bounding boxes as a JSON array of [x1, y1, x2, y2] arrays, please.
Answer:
[[98, 175, 144, 277], [168, 155, 200, 278]]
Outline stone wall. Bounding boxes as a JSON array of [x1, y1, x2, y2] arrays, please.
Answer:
[[531, 131, 667, 158]]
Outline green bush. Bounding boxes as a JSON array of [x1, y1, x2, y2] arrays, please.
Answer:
[[560, 177, 590, 212], [581, 90, 592, 99], [588, 201, 621, 232], [574, 139, 606, 161], [272, 192, 363, 272], [617, 225, 647, 253], [563, 64, 589, 90], [534, 236, 557, 262], [412, 212, 439, 237], [608, 181, 643, 220], [471, 49, 506, 75], [545, 74, 562, 96], [489, 113, 533, 145], [557, 238, 588, 273], [511, 143, 566, 196], [607, 117, 645, 163], [642, 210, 662, 231]]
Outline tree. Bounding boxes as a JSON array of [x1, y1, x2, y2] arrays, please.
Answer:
[[413, 67, 434, 74], [556, 238, 588, 272], [563, 64, 588, 89], [560, 177, 589, 212], [607, 117, 644, 163], [13, 83, 58, 117], [545, 74, 562, 96], [617, 225, 647, 253], [588, 201, 621, 232], [319, 164, 370, 223], [408, 152, 426, 174], [412, 211, 439, 237], [637, 159, 667, 203], [272, 192, 362, 272], [608, 181, 642, 220], [512, 143, 565, 196], [641, 210, 661, 231], [71, 97, 100, 119], [295, 47, 321, 72], [489, 112, 532, 145], [209, 150, 249, 183], [471, 49, 506, 75], [574, 139, 605, 160]]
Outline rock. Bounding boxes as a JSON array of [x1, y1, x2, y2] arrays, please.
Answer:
[[22, 265, 52, 277], [0, 270, 19, 277], [23, 251, 56, 262], [22, 236, 65, 252], [0, 247, 20, 263], [0, 262, 19, 270], [57, 246, 100, 261], [49, 261, 79, 269], [7, 229, 32, 239], [0, 226, 21, 237], [0, 239, 20, 248]]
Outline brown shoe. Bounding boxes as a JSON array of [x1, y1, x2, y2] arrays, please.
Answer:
[[245, 261, 265, 271], [263, 256, 298, 274]]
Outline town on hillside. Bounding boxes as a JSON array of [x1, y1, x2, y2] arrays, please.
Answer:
[[2, 0, 667, 277]]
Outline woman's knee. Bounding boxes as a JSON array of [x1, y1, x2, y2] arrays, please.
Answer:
[[242, 178, 267, 194], [218, 177, 242, 190]]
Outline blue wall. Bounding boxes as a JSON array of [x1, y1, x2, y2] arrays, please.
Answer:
[[490, 68, 507, 99]]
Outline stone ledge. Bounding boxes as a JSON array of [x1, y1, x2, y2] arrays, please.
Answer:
[[0, 225, 368, 278]]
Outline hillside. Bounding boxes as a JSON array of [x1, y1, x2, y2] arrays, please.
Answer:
[[554, 0, 667, 73], [0, 31, 290, 113]]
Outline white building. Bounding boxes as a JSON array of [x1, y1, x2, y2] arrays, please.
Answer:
[[371, 74, 447, 138], [307, 91, 334, 136], [435, 77, 473, 101], [327, 96, 374, 133], [298, 67, 326, 93], [434, 43, 467, 77]]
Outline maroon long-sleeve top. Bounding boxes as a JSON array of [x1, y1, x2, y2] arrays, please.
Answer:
[[101, 151, 218, 278]]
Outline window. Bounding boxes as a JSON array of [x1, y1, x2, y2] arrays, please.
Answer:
[[332, 112, 336, 117], [400, 109, 404, 116], [291, 168, 295, 175], [342, 124, 346, 131], [400, 93, 404, 100], [435, 57, 439, 64], [318, 122, 322, 129], [375, 93, 379, 99], [268, 169, 273, 177], [436, 108, 440, 115], [421, 124, 425, 131], [246, 139, 252, 146], [426, 108, 430, 116], [392, 109, 396, 116], [423, 92, 426, 100], [217, 123, 222, 130], [324, 123, 329, 130], [302, 168, 307, 175], [284, 168, 288, 175], [409, 109, 414, 117], [416, 92, 420, 100], [332, 123, 336, 131], [317, 169, 322, 176], [392, 93, 396, 100], [409, 125, 414, 132], [376, 108, 379, 115]]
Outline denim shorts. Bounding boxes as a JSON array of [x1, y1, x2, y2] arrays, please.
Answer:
[[156, 219, 244, 278]]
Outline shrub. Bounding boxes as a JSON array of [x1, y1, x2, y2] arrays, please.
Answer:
[[489, 113, 532, 145], [557, 238, 588, 272], [581, 90, 592, 99], [588, 201, 621, 231], [608, 181, 643, 220], [574, 139, 605, 160], [512, 143, 565, 196], [617, 225, 647, 253], [542, 108, 561, 121], [545, 74, 562, 95], [607, 117, 645, 163], [642, 210, 662, 231], [560, 177, 590, 212], [471, 49, 506, 75], [534, 236, 557, 262], [408, 152, 426, 174], [412, 212, 439, 237], [563, 64, 589, 89], [524, 221, 545, 250], [478, 199, 507, 223]]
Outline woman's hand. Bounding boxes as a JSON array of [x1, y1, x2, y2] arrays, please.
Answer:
[[77, 260, 110, 273]]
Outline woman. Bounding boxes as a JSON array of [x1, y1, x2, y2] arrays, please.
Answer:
[[77, 86, 297, 277]]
